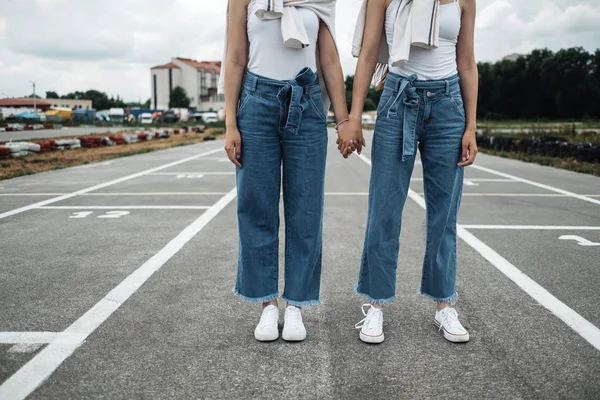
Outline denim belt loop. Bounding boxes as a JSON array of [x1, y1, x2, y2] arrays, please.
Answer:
[[445, 79, 450, 95], [387, 74, 419, 162], [245, 72, 258, 92], [277, 68, 315, 135]]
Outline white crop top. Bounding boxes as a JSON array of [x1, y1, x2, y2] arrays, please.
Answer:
[[247, 1, 320, 81], [386, 0, 462, 80]]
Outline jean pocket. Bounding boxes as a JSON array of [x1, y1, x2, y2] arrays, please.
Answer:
[[237, 91, 252, 116], [450, 96, 466, 122], [376, 89, 395, 118], [308, 93, 327, 122]]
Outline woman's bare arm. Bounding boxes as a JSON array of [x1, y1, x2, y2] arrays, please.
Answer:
[[317, 20, 358, 154], [456, 0, 478, 166], [344, 0, 388, 155], [318, 21, 349, 128], [224, 0, 250, 168]]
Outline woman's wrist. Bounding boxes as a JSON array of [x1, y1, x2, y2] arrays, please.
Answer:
[[335, 113, 349, 124], [335, 117, 349, 130]]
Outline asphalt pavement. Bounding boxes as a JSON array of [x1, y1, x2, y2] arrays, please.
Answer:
[[0, 128, 599, 399]]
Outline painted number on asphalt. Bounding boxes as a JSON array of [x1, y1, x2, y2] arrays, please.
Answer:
[[69, 211, 130, 219], [97, 211, 130, 219], [558, 235, 600, 247], [69, 212, 94, 219]]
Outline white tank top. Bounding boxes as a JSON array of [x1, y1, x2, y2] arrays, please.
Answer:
[[386, 0, 461, 80], [247, 1, 319, 81]]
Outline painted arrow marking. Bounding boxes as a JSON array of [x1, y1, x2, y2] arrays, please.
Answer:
[[558, 235, 600, 247]]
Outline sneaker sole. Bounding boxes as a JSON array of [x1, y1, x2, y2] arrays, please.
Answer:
[[359, 331, 385, 344], [255, 332, 279, 342], [282, 334, 306, 342], [434, 320, 470, 343]]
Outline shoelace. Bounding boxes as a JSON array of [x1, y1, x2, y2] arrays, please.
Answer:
[[355, 304, 381, 330], [438, 308, 462, 332]]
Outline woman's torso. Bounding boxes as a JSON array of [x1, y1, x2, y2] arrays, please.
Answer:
[[385, 0, 462, 80], [247, 0, 320, 81]]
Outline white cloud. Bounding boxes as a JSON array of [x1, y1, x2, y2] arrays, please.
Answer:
[[474, 0, 600, 62], [0, 0, 598, 101]]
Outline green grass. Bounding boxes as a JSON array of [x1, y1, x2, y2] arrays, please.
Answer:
[[477, 126, 600, 145], [481, 149, 600, 176], [478, 120, 600, 129]]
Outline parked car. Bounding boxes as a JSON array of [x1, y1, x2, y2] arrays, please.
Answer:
[[139, 113, 153, 124], [362, 114, 375, 125], [163, 110, 178, 123], [202, 112, 219, 123], [327, 112, 335, 124]]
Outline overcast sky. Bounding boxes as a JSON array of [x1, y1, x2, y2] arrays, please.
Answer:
[[1, 0, 599, 102]]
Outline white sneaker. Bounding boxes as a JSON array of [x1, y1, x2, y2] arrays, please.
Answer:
[[435, 307, 470, 343], [282, 306, 307, 342], [254, 305, 279, 342], [355, 304, 384, 344]]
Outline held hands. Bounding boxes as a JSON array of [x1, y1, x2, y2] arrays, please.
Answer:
[[224, 126, 242, 168], [336, 116, 366, 159], [457, 127, 478, 167]]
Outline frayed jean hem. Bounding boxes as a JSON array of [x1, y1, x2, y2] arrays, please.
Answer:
[[417, 288, 457, 304], [354, 284, 397, 305], [282, 297, 321, 307], [233, 288, 279, 304]]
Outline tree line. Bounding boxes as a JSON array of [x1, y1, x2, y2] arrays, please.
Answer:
[[345, 47, 600, 120], [44, 90, 150, 110], [43, 87, 190, 110]]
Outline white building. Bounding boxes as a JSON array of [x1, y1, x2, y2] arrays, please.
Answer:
[[150, 58, 224, 112]]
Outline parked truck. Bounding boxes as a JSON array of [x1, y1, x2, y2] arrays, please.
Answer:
[[46, 107, 73, 122], [109, 108, 125, 124], [73, 109, 96, 122]]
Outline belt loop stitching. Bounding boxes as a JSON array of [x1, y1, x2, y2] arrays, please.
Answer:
[[250, 74, 258, 92]]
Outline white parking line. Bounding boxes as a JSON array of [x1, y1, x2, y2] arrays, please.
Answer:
[[83, 192, 230, 196], [410, 178, 516, 182], [457, 193, 600, 198], [149, 172, 235, 176], [460, 225, 600, 231], [357, 153, 600, 352], [37, 206, 211, 210], [0, 147, 223, 220], [471, 165, 600, 206], [324, 192, 369, 196], [0, 188, 238, 400]]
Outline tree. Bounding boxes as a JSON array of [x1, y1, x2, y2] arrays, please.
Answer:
[[143, 98, 151, 109], [46, 91, 59, 99], [169, 86, 190, 108]]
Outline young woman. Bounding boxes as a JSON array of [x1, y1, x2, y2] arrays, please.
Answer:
[[219, 0, 355, 342], [347, 0, 478, 344]]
